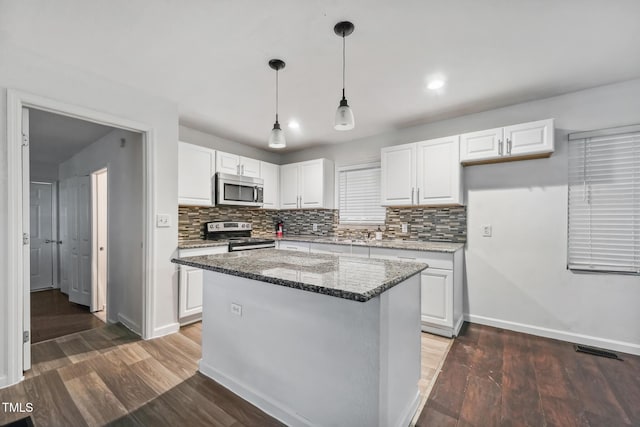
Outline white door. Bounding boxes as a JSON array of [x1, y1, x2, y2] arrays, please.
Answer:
[[240, 157, 261, 178], [216, 151, 240, 175], [416, 136, 462, 205], [459, 127, 503, 162], [381, 143, 416, 206], [91, 169, 108, 313], [299, 160, 323, 208], [503, 119, 554, 157], [22, 108, 31, 371], [178, 142, 215, 206], [279, 164, 299, 208], [260, 161, 279, 209], [59, 177, 75, 294], [29, 182, 54, 291], [69, 175, 92, 307], [421, 268, 453, 329]]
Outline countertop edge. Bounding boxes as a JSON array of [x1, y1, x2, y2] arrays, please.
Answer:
[[171, 257, 427, 302]]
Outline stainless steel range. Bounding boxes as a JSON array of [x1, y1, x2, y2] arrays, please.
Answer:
[[206, 221, 275, 251]]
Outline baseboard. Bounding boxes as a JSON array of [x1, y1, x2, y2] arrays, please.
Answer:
[[117, 313, 141, 335], [453, 316, 464, 337], [199, 360, 313, 427], [465, 314, 640, 356], [396, 389, 420, 427], [151, 322, 180, 339]]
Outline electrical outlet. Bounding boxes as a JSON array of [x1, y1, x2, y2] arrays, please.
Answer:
[[156, 214, 171, 228], [312, 223, 318, 232], [401, 223, 409, 233], [482, 224, 492, 237], [231, 303, 242, 316]]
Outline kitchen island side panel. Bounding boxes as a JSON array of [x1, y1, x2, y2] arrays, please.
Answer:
[[199, 270, 420, 427]]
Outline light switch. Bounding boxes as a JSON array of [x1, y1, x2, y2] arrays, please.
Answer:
[[231, 303, 242, 316], [482, 224, 492, 237], [156, 214, 171, 228], [401, 223, 409, 233]]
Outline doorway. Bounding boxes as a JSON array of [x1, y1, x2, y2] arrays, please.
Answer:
[[92, 167, 108, 322], [26, 107, 144, 349]]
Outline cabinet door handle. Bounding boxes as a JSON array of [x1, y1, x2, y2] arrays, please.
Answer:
[[236, 164, 240, 175], [299, 196, 302, 208], [498, 140, 503, 155], [242, 164, 245, 175], [411, 187, 415, 204], [417, 188, 420, 204], [506, 138, 512, 155], [398, 256, 417, 260]]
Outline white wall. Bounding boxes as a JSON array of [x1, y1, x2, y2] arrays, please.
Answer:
[[179, 125, 281, 164], [59, 129, 143, 332], [0, 42, 179, 387], [283, 78, 640, 354], [30, 160, 59, 182]]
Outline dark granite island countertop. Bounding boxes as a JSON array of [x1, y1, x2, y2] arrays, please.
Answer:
[[172, 248, 427, 302]]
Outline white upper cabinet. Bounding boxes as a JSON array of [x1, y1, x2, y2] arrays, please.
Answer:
[[504, 119, 554, 157], [381, 143, 416, 206], [216, 151, 261, 178], [459, 128, 502, 162], [381, 137, 462, 206], [416, 136, 463, 205], [178, 142, 215, 206], [279, 159, 334, 209], [460, 119, 554, 164], [260, 161, 279, 209]]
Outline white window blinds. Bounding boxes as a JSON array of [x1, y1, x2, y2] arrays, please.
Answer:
[[338, 165, 386, 224], [568, 129, 640, 273]]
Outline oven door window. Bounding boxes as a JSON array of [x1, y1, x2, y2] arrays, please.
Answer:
[[224, 183, 256, 202]]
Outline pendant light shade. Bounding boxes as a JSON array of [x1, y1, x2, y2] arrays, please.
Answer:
[[268, 59, 286, 149], [334, 21, 355, 131]]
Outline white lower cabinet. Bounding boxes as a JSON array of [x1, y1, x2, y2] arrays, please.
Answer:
[[369, 247, 464, 337], [178, 245, 228, 324]]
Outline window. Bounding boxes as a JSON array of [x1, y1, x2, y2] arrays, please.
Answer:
[[568, 126, 640, 274], [338, 163, 386, 224]]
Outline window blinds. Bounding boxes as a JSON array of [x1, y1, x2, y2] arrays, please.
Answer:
[[338, 166, 386, 224], [568, 130, 640, 273]]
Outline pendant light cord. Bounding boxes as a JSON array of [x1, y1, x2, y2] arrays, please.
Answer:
[[342, 33, 346, 99], [275, 69, 279, 123]]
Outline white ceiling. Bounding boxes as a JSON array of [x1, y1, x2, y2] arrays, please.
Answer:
[[3, 1, 640, 152], [29, 109, 114, 165]]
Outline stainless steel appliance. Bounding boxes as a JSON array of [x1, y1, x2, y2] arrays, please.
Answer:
[[206, 221, 275, 251], [215, 172, 264, 207]]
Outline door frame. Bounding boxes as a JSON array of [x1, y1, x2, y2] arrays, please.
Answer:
[[29, 180, 59, 291], [91, 167, 108, 314], [6, 89, 156, 384]]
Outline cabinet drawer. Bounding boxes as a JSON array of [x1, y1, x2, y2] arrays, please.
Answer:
[[369, 247, 453, 269], [309, 242, 351, 255], [278, 241, 310, 253], [179, 245, 228, 257]]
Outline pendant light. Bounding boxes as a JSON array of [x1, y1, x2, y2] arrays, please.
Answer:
[[268, 59, 286, 149], [334, 21, 355, 131]]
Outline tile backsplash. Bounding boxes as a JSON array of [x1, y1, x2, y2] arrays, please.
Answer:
[[178, 205, 466, 243]]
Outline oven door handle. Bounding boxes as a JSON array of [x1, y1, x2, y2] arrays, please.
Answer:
[[231, 243, 275, 251], [253, 186, 258, 202]]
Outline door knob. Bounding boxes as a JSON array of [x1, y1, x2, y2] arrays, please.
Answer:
[[99, 247, 104, 251], [44, 239, 53, 243]]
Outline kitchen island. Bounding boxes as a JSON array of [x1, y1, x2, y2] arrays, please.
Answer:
[[172, 248, 428, 427]]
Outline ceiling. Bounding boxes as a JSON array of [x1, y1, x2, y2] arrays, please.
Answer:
[[3, 1, 640, 152], [29, 109, 114, 165]]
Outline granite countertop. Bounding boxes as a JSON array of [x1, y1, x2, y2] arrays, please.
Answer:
[[275, 235, 465, 253], [172, 248, 428, 302], [179, 236, 464, 252]]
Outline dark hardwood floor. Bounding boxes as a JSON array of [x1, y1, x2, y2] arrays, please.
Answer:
[[0, 323, 283, 427], [417, 323, 640, 427], [4, 319, 639, 426], [31, 289, 104, 344]]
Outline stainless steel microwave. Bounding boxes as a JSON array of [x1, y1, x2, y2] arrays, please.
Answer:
[[215, 172, 264, 207]]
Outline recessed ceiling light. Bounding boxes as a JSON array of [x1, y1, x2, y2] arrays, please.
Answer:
[[427, 79, 445, 90], [288, 120, 300, 129]]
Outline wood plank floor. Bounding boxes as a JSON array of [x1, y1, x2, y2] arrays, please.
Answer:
[[1, 323, 451, 427], [416, 322, 640, 427], [31, 289, 104, 344]]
